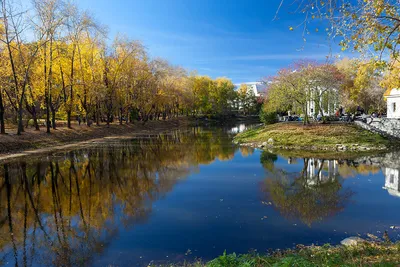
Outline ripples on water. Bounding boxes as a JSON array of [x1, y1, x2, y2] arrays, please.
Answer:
[[1, 124, 400, 266]]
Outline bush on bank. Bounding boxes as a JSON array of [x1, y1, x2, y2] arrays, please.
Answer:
[[259, 109, 278, 125]]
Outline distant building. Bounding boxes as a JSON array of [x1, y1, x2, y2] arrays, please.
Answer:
[[234, 82, 268, 97], [385, 88, 400, 119]]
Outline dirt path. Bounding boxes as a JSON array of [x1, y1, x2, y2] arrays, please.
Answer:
[[0, 118, 191, 161]]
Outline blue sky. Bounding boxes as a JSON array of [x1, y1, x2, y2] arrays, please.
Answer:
[[69, 0, 347, 83]]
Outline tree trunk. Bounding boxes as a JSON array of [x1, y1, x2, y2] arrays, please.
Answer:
[[0, 89, 5, 134], [51, 105, 56, 130], [96, 103, 100, 126], [303, 104, 309, 125], [67, 111, 71, 128], [46, 94, 51, 133], [32, 108, 39, 131], [68, 46, 76, 129], [125, 110, 129, 124], [44, 44, 50, 134], [86, 112, 89, 127], [17, 107, 23, 135]]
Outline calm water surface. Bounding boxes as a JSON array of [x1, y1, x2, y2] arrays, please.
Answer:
[[1, 124, 400, 266]]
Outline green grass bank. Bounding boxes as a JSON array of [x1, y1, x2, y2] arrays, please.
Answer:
[[155, 242, 400, 266], [234, 123, 393, 152]]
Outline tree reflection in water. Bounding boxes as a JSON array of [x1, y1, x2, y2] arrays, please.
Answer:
[[0, 127, 236, 266], [262, 153, 354, 227]]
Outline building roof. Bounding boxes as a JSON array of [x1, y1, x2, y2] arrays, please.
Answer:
[[385, 88, 400, 98], [254, 83, 268, 94]]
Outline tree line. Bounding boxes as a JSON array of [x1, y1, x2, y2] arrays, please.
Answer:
[[0, 0, 244, 136]]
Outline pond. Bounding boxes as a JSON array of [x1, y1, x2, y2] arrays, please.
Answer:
[[1, 124, 400, 266]]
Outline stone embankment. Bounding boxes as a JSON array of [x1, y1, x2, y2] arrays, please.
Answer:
[[355, 118, 400, 139]]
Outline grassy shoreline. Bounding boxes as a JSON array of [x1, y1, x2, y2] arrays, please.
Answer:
[[234, 122, 394, 153], [155, 241, 400, 266]]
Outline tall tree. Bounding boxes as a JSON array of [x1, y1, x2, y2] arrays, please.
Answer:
[[265, 61, 315, 124], [32, 0, 65, 133], [336, 58, 386, 113], [1, 0, 44, 135], [64, 4, 99, 128]]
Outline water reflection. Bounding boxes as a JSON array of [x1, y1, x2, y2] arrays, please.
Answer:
[[0, 127, 237, 266], [1, 126, 400, 266], [229, 123, 261, 134], [229, 123, 246, 134], [262, 156, 353, 226], [262, 152, 400, 226], [384, 168, 400, 197]]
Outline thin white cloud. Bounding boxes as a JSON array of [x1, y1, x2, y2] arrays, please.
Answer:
[[195, 53, 334, 63], [229, 53, 331, 61]]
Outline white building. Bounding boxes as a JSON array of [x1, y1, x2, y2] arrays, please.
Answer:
[[234, 82, 268, 97], [386, 88, 400, 119], [383, 167, 400, 197], [306, 87, 339, 117]]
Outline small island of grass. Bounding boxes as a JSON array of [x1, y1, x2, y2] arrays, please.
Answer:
[[234, 123, 393, 152]]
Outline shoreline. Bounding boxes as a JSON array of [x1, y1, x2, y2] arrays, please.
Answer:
[[0, 116, 260, 162], [155, 239, 400, 266], [0, 118, 192, 162]]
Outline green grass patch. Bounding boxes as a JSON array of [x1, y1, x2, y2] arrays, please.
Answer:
[[155, 242, 400, 266], [234, 123, 393, 151]]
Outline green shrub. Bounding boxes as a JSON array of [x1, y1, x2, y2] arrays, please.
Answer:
[[260, 109, 277, 125]]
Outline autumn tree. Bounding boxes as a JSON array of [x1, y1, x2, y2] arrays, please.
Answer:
[[264, 61, 345, 122], [238, 84, 258, 115], [1, 0, 45, 135], [308, 63, 344, 117], [0, 38, 8, 133], [62, 4, 102, 128], [278, 0, 400, 63], [336, 58, 386, 113], [382, 59, 400, 98], [190, 75, 212, 115], [32, 0, 66, 132], [264, 61, 315, 124], [211, 77, 236, 116]]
